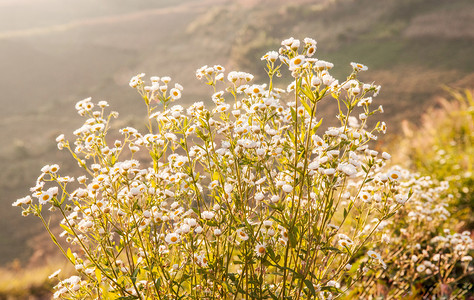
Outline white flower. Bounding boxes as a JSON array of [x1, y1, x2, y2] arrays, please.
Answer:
[[290, 39, 300, 50], [263, 220, 273, 228], [12, 196, 32, 207], [196, 254, 208, 267], [338, 163, 357, 176], [367, 250, 381, 260], [416, 264, 426, 273], [387, 170, 402, 181], [359, 191, 371, 203], [184, 218, 197, 228], [255, 243, 266, 257], [311, 76, 321, 87], [287, 81, 296, 92], [227, 71, 239, 82], [289, 55, 305, 70], [338, 239, 353, 248], [336, 234, 350, 241], [208, 180, 219, 189], [49, 164, 60, 173], [271, 195, 280, 203], [164, 133, 177, 141], [281, 37, 294, 47], [201, 211, 215, 220], [129, 73, 145, 88], [170, 88, 182, 101], [324, 168, 336, 176], [255, 192, 264, 201], [382, 152, 391, 160], [56, 134, 65, 143], [327, 280, 340, 289], [282, 184, 293, 193], [41, 165, 51, 173], [180, 224, 191, 234], [224, 183, 234, 195], [38, 191, 53, 205], [350, 62, 368, 72], [237, 228, 249, 241], [165, 233, 180, 244], [261, 51, 279, 62], [304, 37, 316, 46], [358, 97, 372, 107], [395, 194, 408, 204], [314, 60, 334, 71], [306, 44, 317, 57]]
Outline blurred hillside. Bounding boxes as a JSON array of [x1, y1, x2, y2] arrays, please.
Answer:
[[0, 0, 473, 267]]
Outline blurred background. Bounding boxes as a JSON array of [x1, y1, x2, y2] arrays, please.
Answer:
[[0, 0, 473, 297]]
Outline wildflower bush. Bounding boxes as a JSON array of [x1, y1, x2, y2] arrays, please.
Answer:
[[349, 171, 473, 298], [359, 89, 474, 299], [13, 37, 472, 299], [402, 89, 474, 230]]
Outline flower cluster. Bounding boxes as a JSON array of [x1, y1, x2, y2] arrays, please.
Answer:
[[351, 172, 473, 298], [14, 37, 470, 299]]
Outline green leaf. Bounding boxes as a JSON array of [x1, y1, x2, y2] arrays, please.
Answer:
[[66, 248, 75, 264], [321, 246, 342, 254], [60, 224, 74, 236], [266, 246, 276, 261], [313, 118, 323, 132], [95, 268, 102, 283], [304, 279, 317, 297], [300, 97, 312, 115], [290, 107, 297, 121], [289, 227, 298, 248], [364, 178, 374, 184], [347, 276, 353, 287], [131, 268, 139, 284]]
